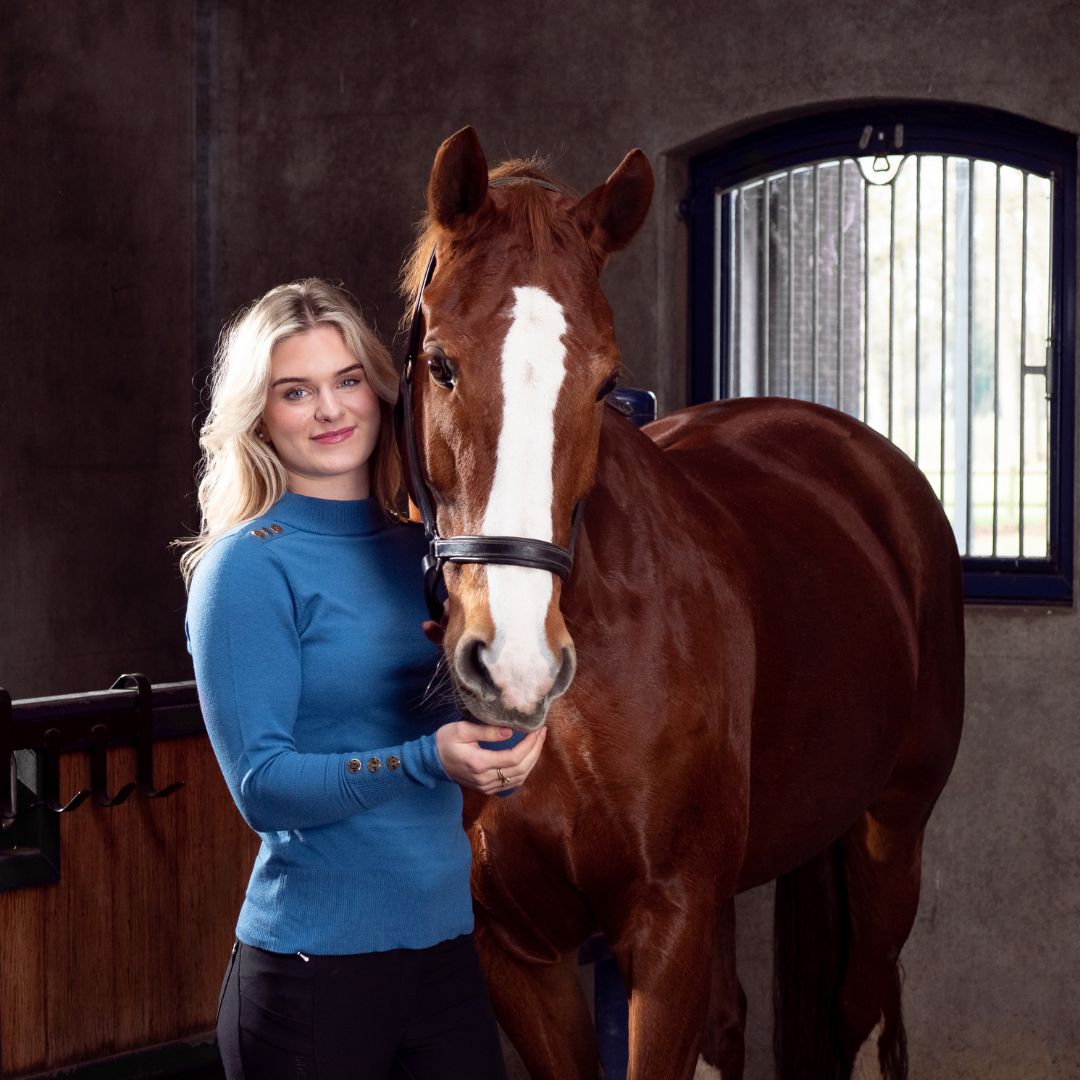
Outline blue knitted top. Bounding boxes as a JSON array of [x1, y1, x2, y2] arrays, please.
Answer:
[[185, 491, 473, 955]]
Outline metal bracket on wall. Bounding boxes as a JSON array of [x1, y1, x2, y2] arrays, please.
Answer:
[[0, 689, 62, 890], [0, 674, 186, 892]]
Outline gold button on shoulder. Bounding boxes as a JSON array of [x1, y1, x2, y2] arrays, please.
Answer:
[[346, 758, 362, 774], [250, 528, 267, 539], [386, 755, 401, 771], [367, 757, 382, 773], [270, 523, 284, 534]]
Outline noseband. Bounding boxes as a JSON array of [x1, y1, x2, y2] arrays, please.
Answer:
[[397, 176, 593, 621]]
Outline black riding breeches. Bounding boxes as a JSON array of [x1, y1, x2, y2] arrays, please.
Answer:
[[216, 933, 508, 1080]]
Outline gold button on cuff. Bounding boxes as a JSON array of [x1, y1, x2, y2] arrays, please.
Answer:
[[367, 757, 381, 773], [386, 755, 401, 771], [346, 758, 362, 774]]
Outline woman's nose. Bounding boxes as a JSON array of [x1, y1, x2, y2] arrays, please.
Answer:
[[315, 390, 345, 421]]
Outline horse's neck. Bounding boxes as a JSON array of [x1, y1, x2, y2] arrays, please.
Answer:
[[564, 408, 696, 615]]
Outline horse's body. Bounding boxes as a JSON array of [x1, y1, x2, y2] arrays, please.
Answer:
[[402, 128, 964, 1080]]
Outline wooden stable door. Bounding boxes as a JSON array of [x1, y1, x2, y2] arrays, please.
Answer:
[[0, 736, 257, 1077]]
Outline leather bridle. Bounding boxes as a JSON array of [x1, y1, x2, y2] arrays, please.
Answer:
[[396, 176, 598, 621]]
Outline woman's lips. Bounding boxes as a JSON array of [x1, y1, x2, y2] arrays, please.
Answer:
[[311, 426, 355, 444]]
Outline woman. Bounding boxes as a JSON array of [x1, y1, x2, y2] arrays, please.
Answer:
[[180, 278, 546, 1079]]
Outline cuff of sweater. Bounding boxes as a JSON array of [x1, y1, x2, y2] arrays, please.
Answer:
[[400, 733, 449, 786], [341, 737, 445, 809]]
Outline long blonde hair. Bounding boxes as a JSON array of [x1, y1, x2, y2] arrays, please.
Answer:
[[177, 278, 401, 585]]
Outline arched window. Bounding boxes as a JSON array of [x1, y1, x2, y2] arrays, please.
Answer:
[[687, 104, 1076, 603]]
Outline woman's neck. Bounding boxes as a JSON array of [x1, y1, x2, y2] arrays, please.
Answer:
[[285, 468, 370, 501]]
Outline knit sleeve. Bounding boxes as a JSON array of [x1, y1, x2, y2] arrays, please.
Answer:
[[185, 534, 449, 833]]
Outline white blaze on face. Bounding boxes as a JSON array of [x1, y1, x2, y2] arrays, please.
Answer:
[[480, 285, 568, 712]]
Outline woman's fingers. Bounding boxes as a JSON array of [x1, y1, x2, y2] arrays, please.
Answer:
[[487, 728, 547, 791], [435, 721, 548, 793], [470, 728, 544, 771]]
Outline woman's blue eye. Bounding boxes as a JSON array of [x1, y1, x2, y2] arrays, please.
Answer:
[[285, 387, 306, 400], [340, 377, 359, 388]]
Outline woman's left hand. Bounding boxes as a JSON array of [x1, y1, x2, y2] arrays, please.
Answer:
[[434, 720, 548, 794]]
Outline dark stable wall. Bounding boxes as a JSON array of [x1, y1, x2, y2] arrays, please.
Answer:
[[3, 1, 1080, 1076], [1, 3, 194, 698]]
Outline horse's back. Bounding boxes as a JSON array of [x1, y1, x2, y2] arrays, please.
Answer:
[[647, 396, 958, 628], [646, 397, 964, 884]]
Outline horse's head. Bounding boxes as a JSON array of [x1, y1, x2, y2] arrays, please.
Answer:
[[402, 126, 653, 730]]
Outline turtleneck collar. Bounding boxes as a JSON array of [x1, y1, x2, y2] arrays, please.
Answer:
[[269, 491, 395, 537]]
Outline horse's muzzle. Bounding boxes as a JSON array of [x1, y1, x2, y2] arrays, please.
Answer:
[[453, 635, 576, 730]]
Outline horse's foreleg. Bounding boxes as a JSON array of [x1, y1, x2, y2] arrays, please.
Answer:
[[473, 919, 597, 1080], [611, 894, 717, 1080]]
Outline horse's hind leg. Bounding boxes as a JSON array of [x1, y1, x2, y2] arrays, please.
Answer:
[[840, 567, 963, 1079], [837, 813, 925, 1080], [699, 898, 747, 1079]]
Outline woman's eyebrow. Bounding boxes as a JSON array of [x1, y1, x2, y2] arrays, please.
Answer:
[[270, 363, 363, 388]]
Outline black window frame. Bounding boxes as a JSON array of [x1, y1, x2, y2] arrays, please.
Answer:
[[687, 102, 1077, 605]]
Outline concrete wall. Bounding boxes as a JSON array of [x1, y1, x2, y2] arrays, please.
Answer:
[[4, 0, 1078, 1075]]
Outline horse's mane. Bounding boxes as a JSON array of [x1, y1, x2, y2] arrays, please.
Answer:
[[399, 156, 579, 311]]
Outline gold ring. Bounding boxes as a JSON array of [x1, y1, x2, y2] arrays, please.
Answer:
[[496, 768, 510, 787]]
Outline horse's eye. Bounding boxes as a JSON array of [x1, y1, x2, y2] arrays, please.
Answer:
[[596, 373, 618, 401], [427, 353, 456, 390]]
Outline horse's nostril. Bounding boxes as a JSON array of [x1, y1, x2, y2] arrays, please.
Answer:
[[458, 635, 498, 700], [550, 646, 576, 700]]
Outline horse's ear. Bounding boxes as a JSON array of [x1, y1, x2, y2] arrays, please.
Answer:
[[428, 126, 490, 231], [573, 149, 654, 256]]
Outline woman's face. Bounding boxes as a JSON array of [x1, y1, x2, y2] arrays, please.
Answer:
[[261, 325, 381, 500]]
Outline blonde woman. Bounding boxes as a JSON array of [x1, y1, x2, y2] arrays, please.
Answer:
[[181, 279, 545, 1079]]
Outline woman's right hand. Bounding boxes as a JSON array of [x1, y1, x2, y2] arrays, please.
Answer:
[[435, 720, 548, 794]]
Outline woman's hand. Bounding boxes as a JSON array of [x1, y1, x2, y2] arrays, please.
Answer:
[[421, 613, 447, 646], [421, 602, 449, 646], [435, 721, 548, 794]]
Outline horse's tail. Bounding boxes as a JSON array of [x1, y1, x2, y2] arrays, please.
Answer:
[[772, 840, 849, 1080]]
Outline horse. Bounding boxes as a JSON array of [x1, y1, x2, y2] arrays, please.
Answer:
[[397, 126, 965, 1080]]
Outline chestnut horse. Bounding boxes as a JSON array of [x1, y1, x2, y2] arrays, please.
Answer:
[[399, 127, 964, 1080]]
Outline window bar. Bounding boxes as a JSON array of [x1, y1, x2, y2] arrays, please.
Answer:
[[863, 176, 870, 423], [915, 155, 922, 465], [992, 165, 1001, 555], [736, 189, 745, 396], [1043, 175, 1054, 552], [726, 193, 737, 399], [837, 161, 845, 413], [940, 158, 948, 504], [888, 177, 896, 440], [763, 180, 771, 395], [714, 195, 723, 401], [812, 165, 820, 401], [788, 172, 795, 398], [966, 159, 976, 556], [1019, 172, 1028, 557]]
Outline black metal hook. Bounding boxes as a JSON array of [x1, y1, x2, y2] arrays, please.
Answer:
[[89, 723, 136, 807], [36, 727, 92, 814], [111, 674, 184, 799]]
